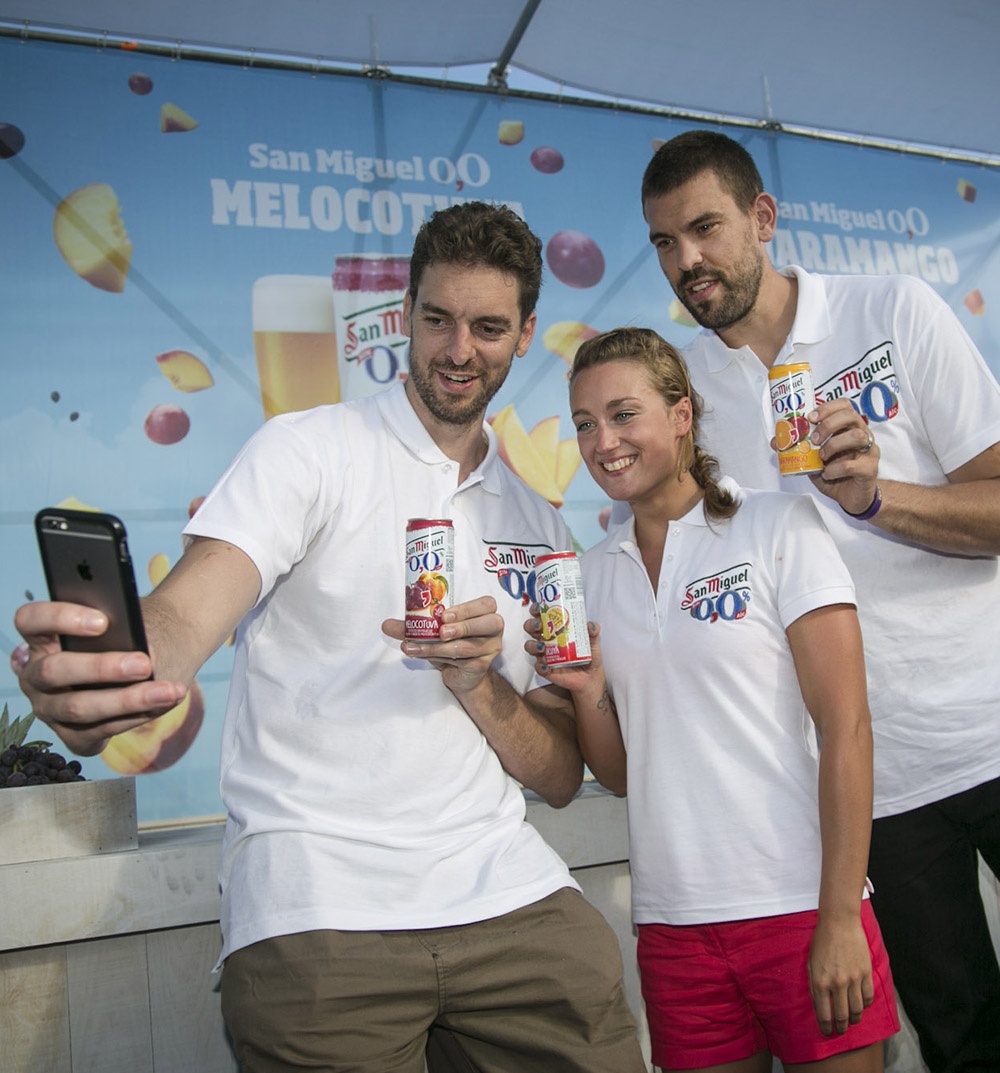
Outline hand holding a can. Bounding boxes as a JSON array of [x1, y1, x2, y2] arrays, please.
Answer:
[[804, 398, 881, 518], [524, 612, 627, 796], [383, 594, 505, 695], [525, 608, 602, 687]]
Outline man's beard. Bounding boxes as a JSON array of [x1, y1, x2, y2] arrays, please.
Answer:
[[678, 245, 765, 331], [406, 350, 512, 427]]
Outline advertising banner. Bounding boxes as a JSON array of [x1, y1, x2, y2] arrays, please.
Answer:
[[2, 36, 998, 820]]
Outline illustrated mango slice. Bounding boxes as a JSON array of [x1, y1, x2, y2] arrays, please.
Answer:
[[161, 102, 199, 133], [492, 404, 564, 506], [542, 321, 598, 365], [148, 553, 170, 588]]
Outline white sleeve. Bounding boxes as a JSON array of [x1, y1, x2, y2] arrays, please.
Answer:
[[183, 413, 346, 601]]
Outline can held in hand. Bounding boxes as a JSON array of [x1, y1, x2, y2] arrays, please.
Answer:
[[768, 362, 824, 476], [405, 519, 455, 642], [535, 552, 591, 667]]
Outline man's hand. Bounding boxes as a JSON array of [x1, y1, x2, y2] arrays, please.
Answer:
[[12, 600, 188, 757], [383, 596, 583, 805], [807, 398, 880, 516], [381, 595, 504, 696]]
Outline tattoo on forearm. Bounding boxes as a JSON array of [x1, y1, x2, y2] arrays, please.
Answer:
[[596, 690, 618, 721]]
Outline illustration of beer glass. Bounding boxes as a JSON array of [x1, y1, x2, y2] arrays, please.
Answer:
[[252, 275, 339, 419]]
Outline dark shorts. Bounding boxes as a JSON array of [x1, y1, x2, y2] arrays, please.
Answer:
[[637, 900, 900, 1069], [222, 887, 646, 1073]]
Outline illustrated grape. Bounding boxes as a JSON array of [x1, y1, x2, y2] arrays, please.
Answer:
[[545, 230, 606, 289], [128, 73, 154, 96], [405, 581, 431, 611], [530, 146, 564, 174], [0, 122, 25, 160]]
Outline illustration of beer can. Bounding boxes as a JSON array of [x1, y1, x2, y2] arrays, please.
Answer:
[[404, 519, 455, 642], [535, 552, 592, 667], [768, 362, 824, 476], [332, 254, 410, 402]]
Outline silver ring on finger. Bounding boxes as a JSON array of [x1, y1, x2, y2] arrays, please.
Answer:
[[859, 430, 874, 454]]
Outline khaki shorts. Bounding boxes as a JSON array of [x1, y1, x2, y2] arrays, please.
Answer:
[[222, 887, 645, 1073]]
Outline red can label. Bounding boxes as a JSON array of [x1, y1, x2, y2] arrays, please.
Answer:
[[535, 552, 591, 667], [404, 519, 454, 642]]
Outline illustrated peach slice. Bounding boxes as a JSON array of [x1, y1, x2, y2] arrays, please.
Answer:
[[156, 350, 214, 392], [101, 680, 205, 774], [53, 183, 133, 293], [498, 119, 524, 145]]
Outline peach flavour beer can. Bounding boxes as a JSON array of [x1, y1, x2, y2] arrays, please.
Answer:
[[332, 255, 410, 402], [405, 519, 455, 642], [768, 362, 824, 476], [535, 552, 591, 667]]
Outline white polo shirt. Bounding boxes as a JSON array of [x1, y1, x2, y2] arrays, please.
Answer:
[[185, 382, 578, 963], [684, 267, 1000, 817], [584, 484, 856, 924]]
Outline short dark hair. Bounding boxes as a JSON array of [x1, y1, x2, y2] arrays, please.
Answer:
[[409, 202, 543, 325], [642, 130, 763, 213]]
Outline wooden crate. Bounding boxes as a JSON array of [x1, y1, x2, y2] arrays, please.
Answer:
[[0, 776, 137, 866]]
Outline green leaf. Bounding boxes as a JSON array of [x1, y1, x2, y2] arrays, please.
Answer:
[[0, 704, 38, 752]]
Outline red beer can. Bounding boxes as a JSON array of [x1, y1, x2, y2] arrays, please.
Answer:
[[535, 552, 592, 667], [404, 519, 455, 642]]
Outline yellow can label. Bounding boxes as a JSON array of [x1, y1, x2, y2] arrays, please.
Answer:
[[768, 363, 824, 476]]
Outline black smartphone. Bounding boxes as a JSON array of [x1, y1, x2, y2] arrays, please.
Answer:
[[34, 508, 149, 656]]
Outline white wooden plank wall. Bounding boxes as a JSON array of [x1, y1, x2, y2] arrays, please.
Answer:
[[1, 797, 997, 1073]]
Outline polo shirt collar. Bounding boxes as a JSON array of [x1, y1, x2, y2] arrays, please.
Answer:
[[776, 265, 832, 360], [696, 265, 833, 372], [374, 381, 500, 491], [605, 477, 743, 553]]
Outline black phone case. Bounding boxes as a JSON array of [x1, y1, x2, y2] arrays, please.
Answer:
[[34, 508, 149, 655]]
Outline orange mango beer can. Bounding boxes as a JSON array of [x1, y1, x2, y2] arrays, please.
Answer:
[[535, 552, 592, 667], [768, 362, 824, 476]]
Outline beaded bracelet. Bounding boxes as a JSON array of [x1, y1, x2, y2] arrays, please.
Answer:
[[844, 484, 882, 520]]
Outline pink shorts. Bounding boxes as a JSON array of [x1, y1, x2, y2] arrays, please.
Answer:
[[637, 901, 900, 1069]]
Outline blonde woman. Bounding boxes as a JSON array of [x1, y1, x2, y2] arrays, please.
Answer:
[[532, 327, 899, 1073]]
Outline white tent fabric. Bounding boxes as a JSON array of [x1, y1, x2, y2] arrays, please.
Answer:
[[2, 0, 998, 161]]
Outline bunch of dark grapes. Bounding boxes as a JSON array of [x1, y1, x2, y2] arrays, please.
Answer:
[[0, 744, 85, 789], [405, 581, 430, 611]]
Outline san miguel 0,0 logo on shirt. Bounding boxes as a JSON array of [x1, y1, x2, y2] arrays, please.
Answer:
[[680, 562, 753, 624], [813, 342, 901, 424]]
